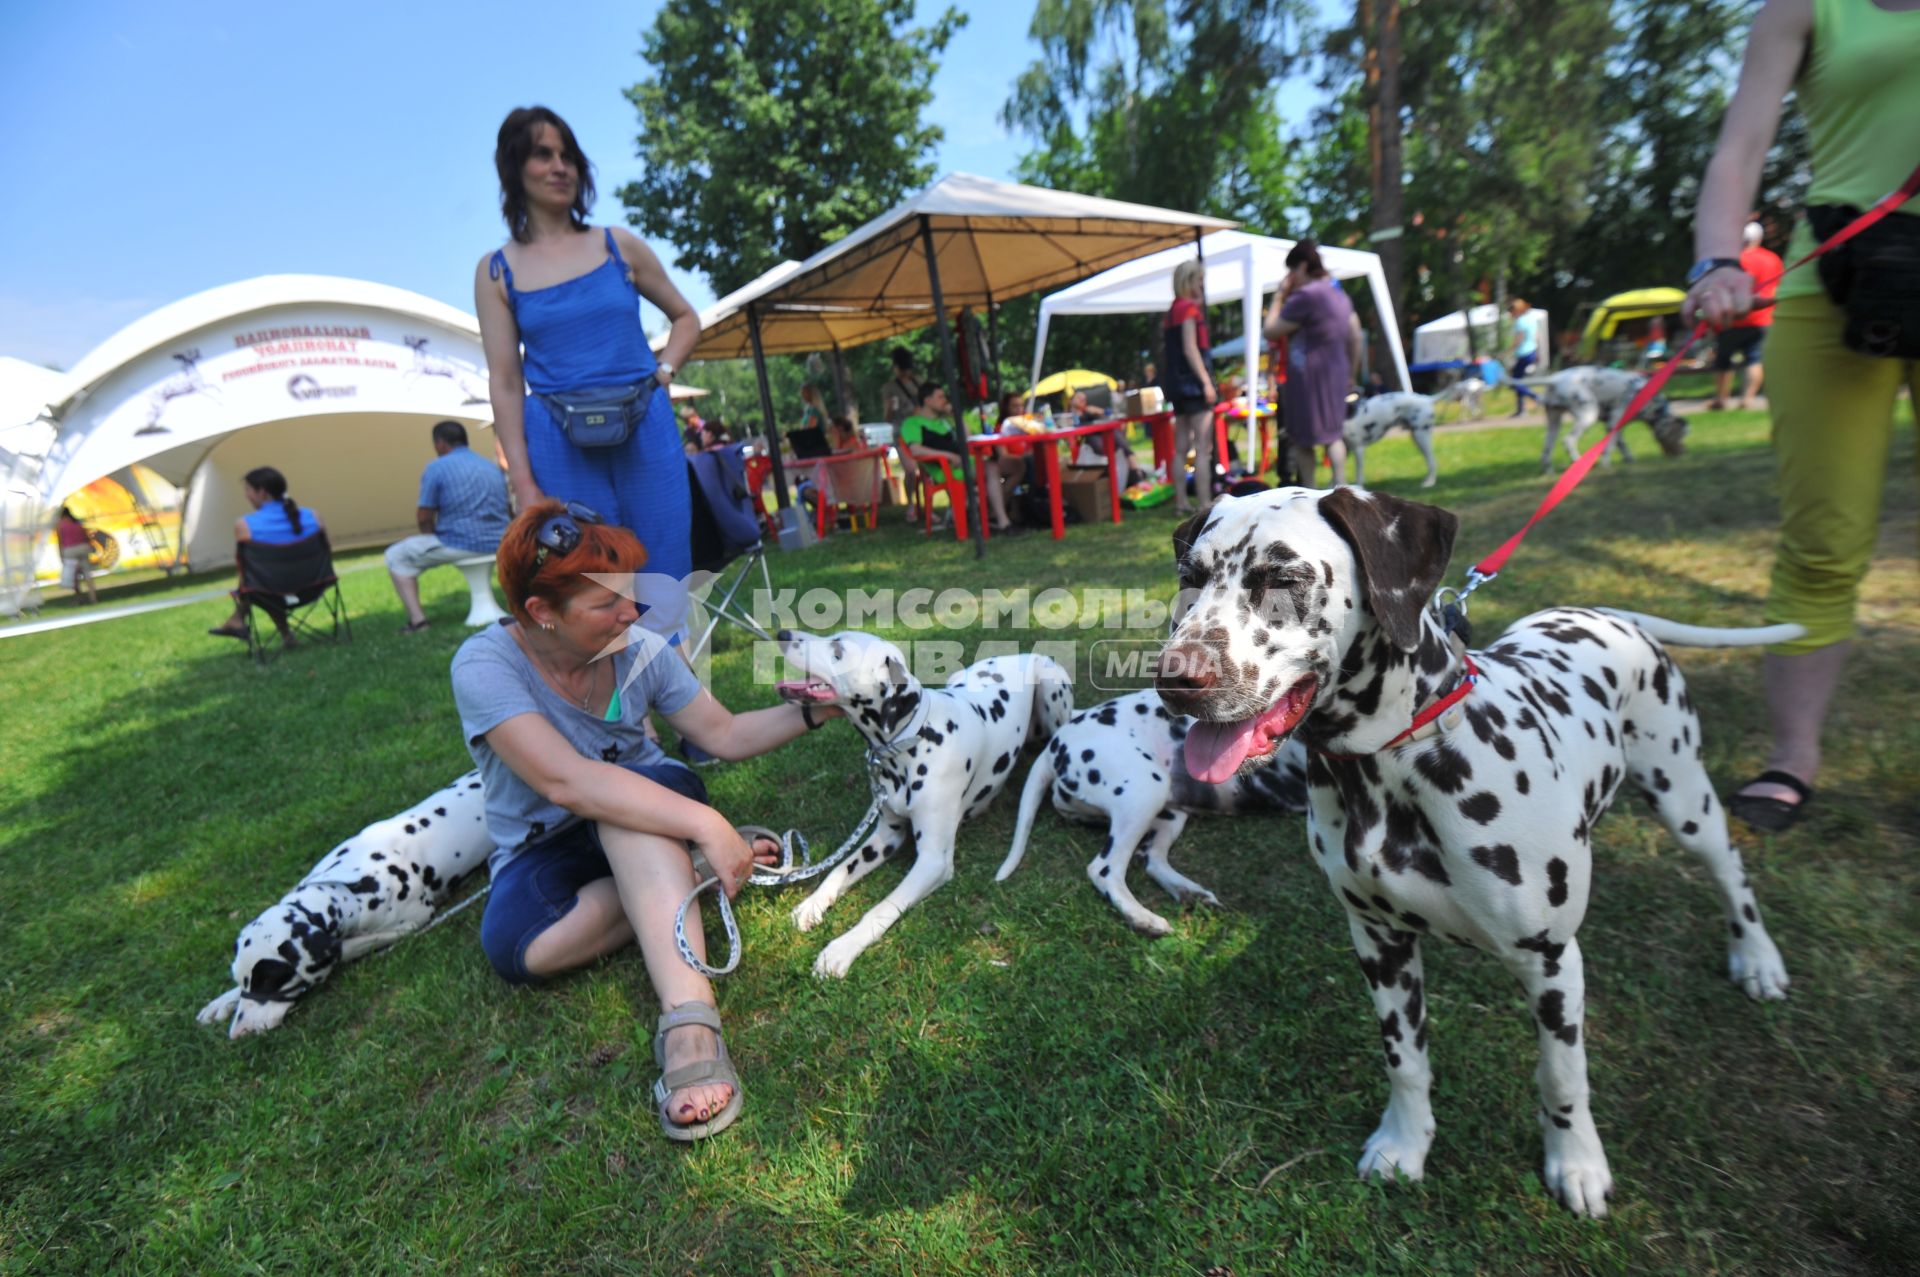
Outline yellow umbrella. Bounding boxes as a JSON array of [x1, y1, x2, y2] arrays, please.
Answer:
[[1028, 368, 1119, 398]]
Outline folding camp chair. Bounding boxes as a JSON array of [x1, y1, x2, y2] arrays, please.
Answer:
[[686, 444, 775, 660], [814, 449, 887, 538], [233, 531, 351, 665]]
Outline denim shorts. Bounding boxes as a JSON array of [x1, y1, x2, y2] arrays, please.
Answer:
[[479, 761, 709, 984]]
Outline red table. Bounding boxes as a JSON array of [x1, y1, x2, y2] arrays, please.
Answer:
[[967, 419, 1125, 541]]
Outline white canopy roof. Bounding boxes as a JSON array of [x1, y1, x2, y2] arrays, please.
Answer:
[[1032, 231, 1413, 416], [684, 173, 1236, 360], [3, 275, 498, 594], [1412, 303, 1550, 366]]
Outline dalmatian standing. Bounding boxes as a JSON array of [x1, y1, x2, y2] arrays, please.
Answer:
[[137, 350, 221, 436], [1434, 375, 1486, 421], [197, 772, 492, 1037], [995, 691, 1308, 934], [773, 629, 1074, 977], [1156, 487, 1791, 1217], [1343, 392, 1440, 488], [1534, 366, 1688, 473]]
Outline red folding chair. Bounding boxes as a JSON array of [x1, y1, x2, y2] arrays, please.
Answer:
[[911, 450, 970, 541]]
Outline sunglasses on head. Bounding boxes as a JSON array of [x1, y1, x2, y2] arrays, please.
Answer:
[[532, 501, 603, 568]]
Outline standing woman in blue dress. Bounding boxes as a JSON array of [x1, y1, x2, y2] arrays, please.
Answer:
[[475, 106, 702, 602]]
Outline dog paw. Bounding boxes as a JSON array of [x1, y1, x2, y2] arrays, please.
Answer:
[[227, 999, 294, 1038], [791, 899, 829, 933], [1126, 911, 1174, 938], [811, 938, 862, 979], [196, 989, 241, 1026], [1543, 1152, 1614, 1219], [1728, 933, 1791, 1001], [1356, 1126, 1429, 1184]]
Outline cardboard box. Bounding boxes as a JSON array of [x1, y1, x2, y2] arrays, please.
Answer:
[[1123, 387, 1165, 417], [1060, 464, 1112, 523]]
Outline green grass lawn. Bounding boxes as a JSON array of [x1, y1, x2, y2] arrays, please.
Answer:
[[3, 409, 1915, 1275]]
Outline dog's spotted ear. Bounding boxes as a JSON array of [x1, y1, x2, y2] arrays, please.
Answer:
[[1318, 487, 1457, 652], [1171, 501, 1220, 567], [883, 652, 910, 686]]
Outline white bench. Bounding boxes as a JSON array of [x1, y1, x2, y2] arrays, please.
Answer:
[[453, 555, 509, 627]]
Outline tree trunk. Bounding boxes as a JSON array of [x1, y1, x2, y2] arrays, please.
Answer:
[[1364, 0, 1407, 367], [829, 348, 856, 420]]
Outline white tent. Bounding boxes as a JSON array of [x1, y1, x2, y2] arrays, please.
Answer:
[[1412, 303, 1550, 367], [1032, 230, 1412, 458], [6, 275, 498, 585]]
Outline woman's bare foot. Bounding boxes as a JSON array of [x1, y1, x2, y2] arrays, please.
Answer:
[[660, 1018, 732, 1126]]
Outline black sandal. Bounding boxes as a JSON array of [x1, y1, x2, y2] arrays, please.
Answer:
[[1728, 769, 1814, 833], [208, 624, 248, 641]]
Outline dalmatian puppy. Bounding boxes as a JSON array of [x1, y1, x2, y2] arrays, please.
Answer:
[[1534, 366, 1688, 473], [774, 629, 1074, 977], [1156, 487, 1792, 1218], [197, 772, 491, 1038], [1343, 392, 1440, 488], [995, 691, 1308, 934]]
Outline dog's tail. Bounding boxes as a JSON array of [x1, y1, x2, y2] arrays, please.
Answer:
[[1597, 608, 1806, 648], [995, 746, 1058, 883]]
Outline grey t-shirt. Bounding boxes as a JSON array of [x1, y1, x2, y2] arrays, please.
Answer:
[[452, 621, 705, 874]]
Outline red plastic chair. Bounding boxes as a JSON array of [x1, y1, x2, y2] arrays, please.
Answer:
[[813, 450, 887, 538], [911, 450, 970, 541], [742, 454, 780, 540]]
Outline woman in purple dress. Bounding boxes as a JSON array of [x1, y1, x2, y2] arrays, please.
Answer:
[[1264, 241, 1363, 487]]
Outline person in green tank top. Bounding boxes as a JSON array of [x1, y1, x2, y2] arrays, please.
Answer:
[[1683, 0, 1920, 832]]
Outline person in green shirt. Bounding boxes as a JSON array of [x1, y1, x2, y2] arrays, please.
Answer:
[[898, 383, 1017, 533]]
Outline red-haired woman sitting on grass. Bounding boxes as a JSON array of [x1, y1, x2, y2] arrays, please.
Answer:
[[451, 500, 839, 1142]]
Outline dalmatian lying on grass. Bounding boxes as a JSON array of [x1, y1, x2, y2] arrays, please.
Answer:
[[1530, 366, 1689, 473], [1155, 486, 1793, 1217], [996, 691, 1308, 934], [197, 772, 491, 1037], [773, 629, 1073, 977]]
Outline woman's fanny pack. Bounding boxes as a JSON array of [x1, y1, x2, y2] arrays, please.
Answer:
[[539, 380, 658, 448], [1806, 205, 1920, 359]]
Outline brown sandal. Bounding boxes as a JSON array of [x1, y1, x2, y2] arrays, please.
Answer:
[[652, 1002, 743, 1142]]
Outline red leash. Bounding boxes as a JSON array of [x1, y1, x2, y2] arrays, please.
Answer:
[[1461, 162, 1920, 596]]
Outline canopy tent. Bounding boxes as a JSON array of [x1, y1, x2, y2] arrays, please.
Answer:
[[670, 173, 1234, 556], [1578, 288, 1686, 357], [684, 174, 1236, 361], [1411, 303, 1550, 367], [1, 276, 499, 607], [0, 357, 64, 614], [1032, 230, 1411, 462]]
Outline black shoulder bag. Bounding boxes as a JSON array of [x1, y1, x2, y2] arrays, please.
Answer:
[[539, 379, 659, 449], [1805, 204, 1920, 360]]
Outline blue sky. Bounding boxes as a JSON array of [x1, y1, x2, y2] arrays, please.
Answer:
[[2, 0, 1325, 369]]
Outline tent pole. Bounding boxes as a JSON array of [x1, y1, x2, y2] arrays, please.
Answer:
[[747, 304, 793, 514], [984, 294, 1002, 410], [1242, 256, 1259, 472], [920, 214, 986, 559]]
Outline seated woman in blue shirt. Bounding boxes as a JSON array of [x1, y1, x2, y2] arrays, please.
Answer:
[[208, 466, 324, 642], [452, 499, 839, 1141]]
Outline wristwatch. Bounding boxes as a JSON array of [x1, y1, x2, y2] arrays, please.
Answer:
[[1684, 257, 1743, 286], [654, 361, 676, 385]]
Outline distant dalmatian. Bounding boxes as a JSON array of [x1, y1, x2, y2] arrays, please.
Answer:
[[197, 772, 492, 1037], [1344, 392, 1440, 488], [1534, 366, 1688, 472], [774, 629, 1074, 977], [1157, 487, 1793, 1218], [996, 691, 1308, 934]]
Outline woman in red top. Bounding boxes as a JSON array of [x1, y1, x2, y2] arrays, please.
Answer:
[[54, 505, 97, 605], [1162, 259, 1217, 515]]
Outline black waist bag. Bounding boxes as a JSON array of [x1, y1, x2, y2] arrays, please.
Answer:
[[1806, 205, 1920, 360], [540, 380, 657, 449]]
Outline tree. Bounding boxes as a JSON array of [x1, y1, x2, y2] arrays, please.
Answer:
[[1003, 0, 1311, 226], [1001, 0, 1311, 381], [621, 0, 964, 416]]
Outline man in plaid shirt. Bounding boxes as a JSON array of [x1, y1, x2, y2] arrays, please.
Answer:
[[386, 420, 511, 633]]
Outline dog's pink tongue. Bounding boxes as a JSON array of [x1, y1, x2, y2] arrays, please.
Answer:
[[1185, 718, 1260, 785]]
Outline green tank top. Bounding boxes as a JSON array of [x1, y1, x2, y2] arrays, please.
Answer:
[[1780, 0, 1920, 298]]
